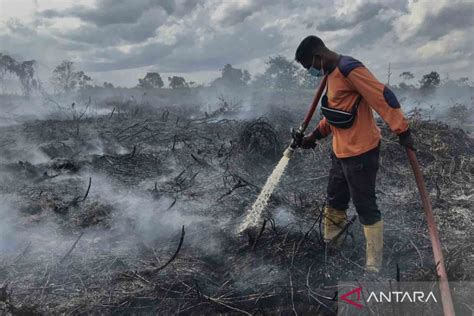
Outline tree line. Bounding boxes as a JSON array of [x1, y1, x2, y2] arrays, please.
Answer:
[[0, 53, 471, 96]]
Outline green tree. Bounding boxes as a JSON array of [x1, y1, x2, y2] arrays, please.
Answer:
[[0, 53, 37, 96], [266, 56, 299, 89], [168, 76, 187, 89], [51, 61, 92, 92], [138, 72, 164, 89], [75, 71, 92, 89], [400, 71, 414, 81], [252, 56, 299, 89], [212, 64, 251, 87], [398, 71, 415, 90], [419, 71, 440, 92]]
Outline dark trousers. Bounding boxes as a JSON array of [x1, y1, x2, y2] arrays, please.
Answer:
[[327, 143, 381, 225]]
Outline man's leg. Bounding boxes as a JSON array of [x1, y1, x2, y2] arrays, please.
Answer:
[[341, 144, 383, 272], [325, 151, 351, 242]]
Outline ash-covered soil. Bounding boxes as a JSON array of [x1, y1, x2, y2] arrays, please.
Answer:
[[0, 97, 472, 315]]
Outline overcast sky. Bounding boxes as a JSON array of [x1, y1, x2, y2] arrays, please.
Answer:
[[1, 0, 473, 87]]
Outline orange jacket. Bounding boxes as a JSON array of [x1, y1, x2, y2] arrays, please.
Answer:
[[315, 55, 409, 158]]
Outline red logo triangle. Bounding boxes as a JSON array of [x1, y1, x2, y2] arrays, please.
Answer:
[[340, 287, 364, 309]]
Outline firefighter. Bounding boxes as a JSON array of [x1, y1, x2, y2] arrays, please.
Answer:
[[294, 35, 414, 273]]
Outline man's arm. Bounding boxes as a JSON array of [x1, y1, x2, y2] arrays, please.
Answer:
[[347, 66, 409, 135], [315, 117, 331, 139], [299, 118, 331, 149]]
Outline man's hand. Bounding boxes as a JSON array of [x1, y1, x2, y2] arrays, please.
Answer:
[[301, 131, 318, 149], [398, 129, 415, 150], [291, 128, 304, 147]]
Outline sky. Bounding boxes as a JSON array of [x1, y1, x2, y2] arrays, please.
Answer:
[[0, 0, 473, 87]]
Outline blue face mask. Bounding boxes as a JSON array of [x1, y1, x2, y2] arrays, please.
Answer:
[[308, 56, 324, 77], [308, 66, 322, 77]]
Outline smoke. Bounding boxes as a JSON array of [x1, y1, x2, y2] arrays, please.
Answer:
[[86, 172, 210, 241], [0, 193, 23, 253], [0, 81, 471, 284], [0, 90, 217, 261], [0, 134, 50, 164], [395, 84, 474, 123], [0, 190, 67, 258], [0, 169, 223, 262], [273, 206, 297, 227]]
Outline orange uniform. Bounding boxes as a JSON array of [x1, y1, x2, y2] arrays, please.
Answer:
[[316, 56, 409, 158]]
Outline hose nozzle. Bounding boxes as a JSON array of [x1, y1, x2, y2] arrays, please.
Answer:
[[283, 147, 294, 158]]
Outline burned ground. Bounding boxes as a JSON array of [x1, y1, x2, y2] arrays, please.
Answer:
[[0, 96, 472, 315]]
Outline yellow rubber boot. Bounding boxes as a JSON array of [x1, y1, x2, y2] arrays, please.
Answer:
[[363, 220, 384, 273], [323, 206, 347, 242]]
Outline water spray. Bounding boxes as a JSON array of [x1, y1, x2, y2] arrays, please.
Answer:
[[237, 76, 328, 234]]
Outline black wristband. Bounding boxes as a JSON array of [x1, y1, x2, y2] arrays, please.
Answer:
[[398, 128, 411, 138], [313, 128, 324, 140]]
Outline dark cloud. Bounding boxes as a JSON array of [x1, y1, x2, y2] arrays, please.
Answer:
[[211, 0, 283, 27], [332, 13, 394, 53], [40, 0, 200, 26], [217, 7, 255, 27], [5, 19, 37, 37], [410, 2, 474, 40], [1, 0, 472, 86], [54, 8, 168, 45], [39, 0, 203, 47], [317, 2, 384, 31], [83, 21, 284, 72], [41, 0, 153, 26]]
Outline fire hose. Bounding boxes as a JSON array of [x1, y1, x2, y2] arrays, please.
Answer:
[[287, 76, 455, 315], [406, 148, 455, 316], [284, 75, 328, 158]]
